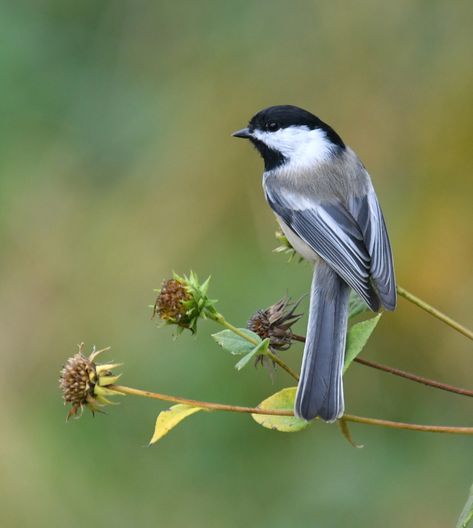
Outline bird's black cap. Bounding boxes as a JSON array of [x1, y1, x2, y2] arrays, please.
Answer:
[[248, 105, 345, 149]]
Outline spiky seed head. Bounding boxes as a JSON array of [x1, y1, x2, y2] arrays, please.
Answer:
[[59, 343, 122, 420], [152, 272, 216, 334], [60, 352, 95, 408], [247, 297, 303, 368]]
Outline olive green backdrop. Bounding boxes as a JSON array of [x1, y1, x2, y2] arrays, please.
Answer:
[[1, 1, 473, 527]]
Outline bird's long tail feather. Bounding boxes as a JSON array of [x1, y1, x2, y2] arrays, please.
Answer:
[[295, 261, 350, 422]]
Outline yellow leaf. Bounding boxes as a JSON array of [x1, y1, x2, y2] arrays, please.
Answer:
[[252, 387, 309, 432], [149, 404, 203, 445]]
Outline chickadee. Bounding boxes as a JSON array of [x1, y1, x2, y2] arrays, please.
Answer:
[[233, 105, 396, 422]]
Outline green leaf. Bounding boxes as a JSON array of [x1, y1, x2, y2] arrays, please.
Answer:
[[251, 387, 309, 432], [348, 290, 370, 319], [343, 313, 382, 374], [235, 338, 269, 371], [211, 329, 261, 355], [457, 484, 473, 528], [338, 417, 364, 448], [149, 404, 203, 445]]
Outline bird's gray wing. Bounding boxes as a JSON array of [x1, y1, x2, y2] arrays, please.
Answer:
[[348, 190, 396, 310], [265, 186, 380, 311]]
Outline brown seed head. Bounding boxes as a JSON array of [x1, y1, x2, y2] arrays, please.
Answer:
[[60, 352, 95, 406], [247, 309, 271, 340], [248, 296, 303, 352], [153, 279, 191, 324], [152, 272, 216, 334], [59, 344, 122, 419]]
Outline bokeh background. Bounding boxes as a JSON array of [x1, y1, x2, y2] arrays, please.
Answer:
[[1, 1, 473, 526]]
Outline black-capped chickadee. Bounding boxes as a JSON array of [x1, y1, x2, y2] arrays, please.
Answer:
[[233, 105, 396, 422]]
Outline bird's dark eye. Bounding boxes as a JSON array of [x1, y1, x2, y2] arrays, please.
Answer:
[[267, 121, 279, 132]]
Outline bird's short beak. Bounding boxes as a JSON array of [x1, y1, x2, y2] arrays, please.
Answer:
[[232, 127, 252, 139]]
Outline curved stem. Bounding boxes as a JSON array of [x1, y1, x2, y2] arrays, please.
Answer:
[[354, 357, 473, 398], [110, 384, 473, 435], [397, 286, 473, 341], [110, 384, 292, 415], [343, 414, 473, 435], [214, 315, 258, 344]]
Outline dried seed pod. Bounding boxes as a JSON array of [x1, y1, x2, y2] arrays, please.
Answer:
[[59, 343, 122, 419]]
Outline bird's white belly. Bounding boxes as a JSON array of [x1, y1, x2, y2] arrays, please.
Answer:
[[275, 214, 320, 263]]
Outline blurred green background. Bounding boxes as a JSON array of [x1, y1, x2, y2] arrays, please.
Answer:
[[1, 1, 473, 526]]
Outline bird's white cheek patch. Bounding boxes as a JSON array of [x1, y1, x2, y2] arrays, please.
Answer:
[[253, 126, 333, 170]]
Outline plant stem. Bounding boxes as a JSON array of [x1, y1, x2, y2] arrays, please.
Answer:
[[110, 384, 292, 415], [212, 313, 259, 344], [397, 286, 473, 341], [293, 333, 473, 399], [354, 357, 473, 398], [212, 312, 299, 381], [342, 414, 473, 435], [110, 384, 473, 435], [265, 350, 300, 381]]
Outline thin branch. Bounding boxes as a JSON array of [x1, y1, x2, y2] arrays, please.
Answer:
[[110, 384, 292, 415], [212, 314, 259, 345], [110, 384, 473, 435], [397, 285, 473, 341], [354, 357, 473, 398], [343, 414, 473, 435], [292, 333, 473, 399]]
